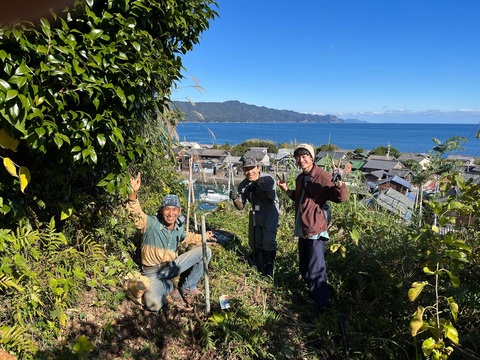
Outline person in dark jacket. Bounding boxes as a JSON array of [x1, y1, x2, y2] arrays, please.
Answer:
[[229, 157, 280, 277], [277, 144, 348, 312]]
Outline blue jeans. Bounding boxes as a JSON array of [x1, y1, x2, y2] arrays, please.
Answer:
[[142, 246, 211, 311]]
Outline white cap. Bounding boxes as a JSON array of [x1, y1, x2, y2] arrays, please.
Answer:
[[295, 143, 315, 159]]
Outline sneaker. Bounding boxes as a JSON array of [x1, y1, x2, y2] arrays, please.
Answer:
[[169, 287, 182, 300], [166, 291, 192, 311], [180, 288, 203, 297]]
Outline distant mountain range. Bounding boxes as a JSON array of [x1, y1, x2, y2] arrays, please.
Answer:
[[173, 100, 355, 123]]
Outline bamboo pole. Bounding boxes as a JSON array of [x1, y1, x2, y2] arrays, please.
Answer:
[[201, 215, 210, 314], [186, 157, 192, 231], [189, 159, 198, 231]]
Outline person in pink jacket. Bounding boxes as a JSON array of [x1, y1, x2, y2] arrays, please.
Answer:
[[277, 144, 348, 313]]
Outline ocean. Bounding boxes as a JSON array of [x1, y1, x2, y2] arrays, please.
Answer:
[[176, 122, 480, 156]]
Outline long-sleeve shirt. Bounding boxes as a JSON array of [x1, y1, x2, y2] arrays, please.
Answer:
[[288, 164, 348, 238], [126, 198, 202, 267]]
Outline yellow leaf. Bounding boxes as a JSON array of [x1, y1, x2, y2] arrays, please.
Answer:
[[410, 306, 425, 336], [408, 281, 429, 302], [59, 308, 67, 327], [0, 128, 19, 151], [3, 157, 18, 177], [444, 322, 459, 344], [410, 317, 424, 337], [330, 243, 341, 253], [19, 166, 31, 193], [60, 205, 74, 220]]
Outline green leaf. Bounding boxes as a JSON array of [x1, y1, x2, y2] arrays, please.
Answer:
[[8, 75, 27, 88], [73, 335, 93, 355], [115, 87, 127, 104], [40, 18, 51, 37], [349, 228, 359, 245], [422, 338, 436, 356], [444, 269, 460, 287], [422, 266, 435, 275], [445, 250, 468, 263], [0, 79, 12, 92], [15, 64, 30, 76], [89, 29, 104, 41], [447, 297, 459, 321], [96, 134, 106, 147], [116, 153, 126, 170], [452, 240, 471, 252], [5, 89, 18, 101], [82, 146, 98, 163]]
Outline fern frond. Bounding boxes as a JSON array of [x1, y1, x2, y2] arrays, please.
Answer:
[[0, 274, 23, 292], [0, 325, 38, 356], [78, 236, 106, 261]]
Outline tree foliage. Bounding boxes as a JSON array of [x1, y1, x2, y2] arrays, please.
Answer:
[[369, 145, 401, 159], [319, 143, 339, 151], [0, 0, 218, 228], [230, 139, 277, 156]]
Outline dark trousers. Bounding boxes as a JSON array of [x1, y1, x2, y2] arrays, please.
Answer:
[[298, 237, 329, 310]]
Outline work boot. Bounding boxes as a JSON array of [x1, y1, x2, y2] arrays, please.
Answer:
[[253, 250, 264, 274], [126, 275, 150, 305], [262, 250, 276, 277], [247, 253, 255, 267]]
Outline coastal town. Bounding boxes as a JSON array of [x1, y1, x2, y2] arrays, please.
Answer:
[[176, 141, 480, 221]]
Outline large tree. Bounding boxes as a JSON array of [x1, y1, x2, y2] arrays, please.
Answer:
[[0, 0, 218, 227]]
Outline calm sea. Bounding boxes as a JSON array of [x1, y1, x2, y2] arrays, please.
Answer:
[[176, 122, 480, 156]]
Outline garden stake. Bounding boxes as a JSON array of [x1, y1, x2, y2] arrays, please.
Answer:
[[339, 312, 350, 356], [201, 215, 210, 314]]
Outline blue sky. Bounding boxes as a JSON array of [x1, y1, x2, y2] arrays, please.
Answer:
[[173, 0, 480, 123]]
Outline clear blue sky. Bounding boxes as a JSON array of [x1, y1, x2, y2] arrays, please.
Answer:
[[173, 0, 480, 123]]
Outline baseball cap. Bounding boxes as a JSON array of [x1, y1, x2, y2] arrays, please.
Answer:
[[161, 194, 181, 208], [242, 157, 260, 168]]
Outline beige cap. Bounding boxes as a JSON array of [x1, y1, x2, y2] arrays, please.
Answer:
[[295, 143, 315, 159]]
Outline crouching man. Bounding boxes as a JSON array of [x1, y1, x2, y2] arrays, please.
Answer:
[[126, 172, 211, 311]]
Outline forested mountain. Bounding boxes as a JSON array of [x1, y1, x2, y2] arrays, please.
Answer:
[[173, 100, 344, 123]]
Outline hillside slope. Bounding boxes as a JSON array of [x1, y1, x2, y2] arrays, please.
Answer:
[[173, 100, 343, 123]]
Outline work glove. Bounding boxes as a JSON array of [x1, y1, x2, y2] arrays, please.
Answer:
[[247, 183, 257, 193], [229, 190, 237, 201], [333, 169, 344, 183]]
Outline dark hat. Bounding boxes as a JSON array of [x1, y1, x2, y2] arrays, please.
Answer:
[[161, 194, 181, 208], [242, 157, 260, 168]]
